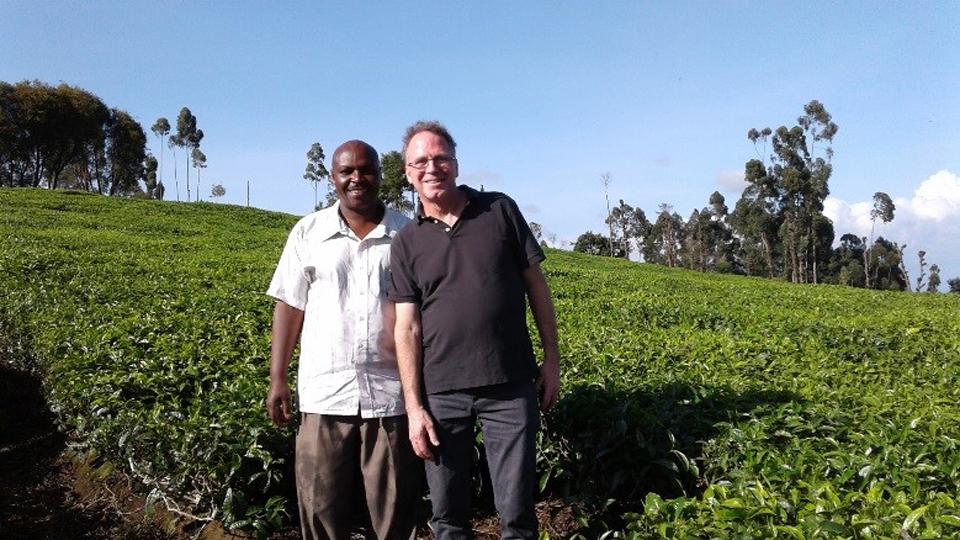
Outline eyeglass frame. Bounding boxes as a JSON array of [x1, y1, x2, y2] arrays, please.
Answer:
[[405, 155, 457, 171]]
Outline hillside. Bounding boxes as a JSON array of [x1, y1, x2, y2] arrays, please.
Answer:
[[2, 188, 959, 538]]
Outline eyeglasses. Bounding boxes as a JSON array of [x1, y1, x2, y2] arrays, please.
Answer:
[[406, 155, 456, 171]]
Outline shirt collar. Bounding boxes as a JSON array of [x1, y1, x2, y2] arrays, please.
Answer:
[[415, 185, 478, 224], [320, 201, 399, 240]]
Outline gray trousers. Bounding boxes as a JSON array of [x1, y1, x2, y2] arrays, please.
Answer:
[[295, 413, 421, 540], [424, 381, 540, 540]]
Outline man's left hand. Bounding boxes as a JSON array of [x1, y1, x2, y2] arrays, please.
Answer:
[[536, 360, 560, 412]]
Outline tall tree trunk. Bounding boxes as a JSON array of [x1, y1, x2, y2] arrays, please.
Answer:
[[172, 149, 179, 201], [812, 239, 819, 284], [897, 245, 910, 292], [762, 235, 774, 278], [32, 149, 44, 187], [159, 135, 165, 196], [863, 247, 871, 289], [185, 150, 190, 202], [790, 231, 799, 283]]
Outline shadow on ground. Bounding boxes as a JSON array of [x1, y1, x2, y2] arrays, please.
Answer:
[[0, 364, 106, 538]]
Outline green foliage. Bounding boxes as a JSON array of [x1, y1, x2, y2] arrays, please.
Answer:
[[574, 231, 622, 257], [379, 150, 414, 214], [2, 188, 958, 537], [303, 142, 329, 210], [537, 250, 960, 537], [737, 101, 836, 285], [0, 80, 149, 195], [1, 188, 297, 532], [948, 278, 960, 294]]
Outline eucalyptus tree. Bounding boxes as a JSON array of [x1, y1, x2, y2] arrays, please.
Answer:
[[896, 243, 911, 292], [947, 277, 960, 294], [864, 192, 895, 288], [607, 199, 638, 259], [682, 208, 707, 270], [866, 237, 907, 291], [625, 206, 651, 257], [174, 107, 200, 201], [303, 142, 329, 210], [189, 128, 203, 199], [168, 135, 180, 201], [649, 203, 682, 267], [927, 264, 940, 292], [709, 191, 728, 219], [738, 101, 837, 284], [574, 231, 623, 257], [829, 234, 866, 287], [379, 150, 414, 214], [143, 154, 159, 198], [926, 264, 941, 293], [730, 159, 780, 278], [779, 101, 837, 283], [150, 117, 170, 194], [703, 191, 737, 272], [191, 147, 207, 202], [601, 173, 614, 256], [210, 183, 225, 200], [915, 250, 929, 292]]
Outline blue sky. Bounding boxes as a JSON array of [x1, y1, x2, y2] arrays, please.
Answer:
[[4, 1, 959, 284]]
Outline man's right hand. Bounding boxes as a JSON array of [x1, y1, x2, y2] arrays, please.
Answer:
[[266, 381, 293, 426], [408, 405, 440, 461]]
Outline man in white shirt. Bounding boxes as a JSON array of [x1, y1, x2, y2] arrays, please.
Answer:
[[266, 140, 417, 540]]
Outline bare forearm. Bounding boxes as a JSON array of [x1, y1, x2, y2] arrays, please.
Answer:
[[395, 305, 426, 409], [270, 301, 304, 382], [396, 329, 425, 408], [525, 265, 560, 363]]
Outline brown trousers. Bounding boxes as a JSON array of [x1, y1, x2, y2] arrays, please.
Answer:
[[296, 413, 421, 540]]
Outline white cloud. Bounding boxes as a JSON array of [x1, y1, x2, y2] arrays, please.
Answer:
[[824, 169, 960, 285], [717, 170, 747, 193], [910, 169, 960, 221]]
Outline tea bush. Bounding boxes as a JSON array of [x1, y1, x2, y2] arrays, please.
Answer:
[[2, 188, 958, 537]]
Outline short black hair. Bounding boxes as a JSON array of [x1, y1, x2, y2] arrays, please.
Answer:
[[332, 139, 379, 169]]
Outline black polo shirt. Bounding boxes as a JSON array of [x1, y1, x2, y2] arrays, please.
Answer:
[[388, 186, 545, 394]]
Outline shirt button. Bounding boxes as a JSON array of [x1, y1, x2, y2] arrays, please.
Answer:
[[445, 227, 450, 232]]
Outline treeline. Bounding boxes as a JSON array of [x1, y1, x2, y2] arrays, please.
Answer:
[[573, 101, 959, 293], [0, 80, 220, 202], [0, 80, 147, 196]]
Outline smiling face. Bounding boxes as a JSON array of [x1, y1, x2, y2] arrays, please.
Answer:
[[404, 130, 458, 204], [331, 141, 381, 215]]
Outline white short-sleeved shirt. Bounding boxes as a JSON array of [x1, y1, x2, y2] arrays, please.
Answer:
[[266, 203, 411, 418]]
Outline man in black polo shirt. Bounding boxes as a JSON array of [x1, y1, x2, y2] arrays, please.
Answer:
[[389, 121, 560, 539]]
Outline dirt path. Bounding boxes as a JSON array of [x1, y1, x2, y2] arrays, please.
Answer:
[[0, 365, 158, 539]]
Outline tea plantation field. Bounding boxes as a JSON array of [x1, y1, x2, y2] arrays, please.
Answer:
[[2, 188, 959, 538]]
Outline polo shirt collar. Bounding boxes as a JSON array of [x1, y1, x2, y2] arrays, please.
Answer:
[[415, 185, 478, 225]]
